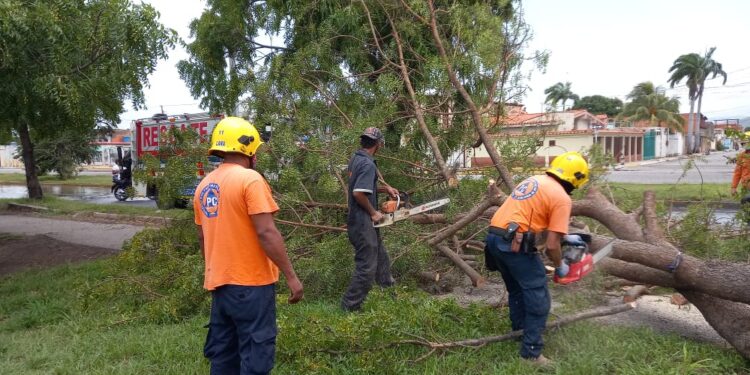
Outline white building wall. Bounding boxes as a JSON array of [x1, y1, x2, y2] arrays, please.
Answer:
[[0, 143, 22, 168], [667, 132, 684, 156]]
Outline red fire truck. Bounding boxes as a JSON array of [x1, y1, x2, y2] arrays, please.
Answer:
[[129, 112, 224, 205]]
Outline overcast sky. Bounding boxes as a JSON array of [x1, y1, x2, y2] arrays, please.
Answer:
[[120, 0, 750, 128]]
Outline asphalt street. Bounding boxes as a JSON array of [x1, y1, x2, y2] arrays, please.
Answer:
[[603, 151, 738, 184]]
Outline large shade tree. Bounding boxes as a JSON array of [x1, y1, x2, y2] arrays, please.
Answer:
[[180, 1, 750, 359], [0, 0, 176, 198], [668, 47, 727, 153], [544, 81, 579, 111], [572, 95, 623, 117]]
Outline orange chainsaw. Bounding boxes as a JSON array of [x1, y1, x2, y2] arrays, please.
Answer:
[[553, 234, 616, 284], [375, 193, 450, 228]]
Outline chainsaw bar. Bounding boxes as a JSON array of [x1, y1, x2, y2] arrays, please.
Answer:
[[592, 239, 616, 263], [374, 198, 450, 227]]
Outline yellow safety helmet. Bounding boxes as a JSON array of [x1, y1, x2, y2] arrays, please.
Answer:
[[547, 151, 590, 189], [208, 117, 263, 158]]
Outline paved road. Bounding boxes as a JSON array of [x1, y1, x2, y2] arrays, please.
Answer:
[[0, 215, 143, 250], [604, 151, 737, 184]]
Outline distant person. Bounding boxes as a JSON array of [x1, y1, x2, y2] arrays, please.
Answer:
[[484, 151, 589, 366], [194, 117, 303, 375], [731, 142, 750, 205], [341, 127, 398, 312]]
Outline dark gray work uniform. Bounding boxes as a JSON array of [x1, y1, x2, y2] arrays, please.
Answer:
[[341, 149, 395, 311]]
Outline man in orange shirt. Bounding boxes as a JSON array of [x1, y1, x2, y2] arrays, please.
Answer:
[[731, 142, 750, 205], [194, 117, 303, 375], [485, 151, 589, 365]]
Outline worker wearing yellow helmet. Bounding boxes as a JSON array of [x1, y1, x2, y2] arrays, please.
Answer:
[[485, 151, 589, 366], [193, 116, 303, 374]]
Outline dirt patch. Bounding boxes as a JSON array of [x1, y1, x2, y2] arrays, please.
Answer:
[[0, 233, 116, 276]]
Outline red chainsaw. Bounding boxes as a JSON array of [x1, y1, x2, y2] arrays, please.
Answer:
[[552, 234, 616, 284]]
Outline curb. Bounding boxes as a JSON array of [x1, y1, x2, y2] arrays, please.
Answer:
[[6, 202, 49, 212], [72, 211, 172, 226]]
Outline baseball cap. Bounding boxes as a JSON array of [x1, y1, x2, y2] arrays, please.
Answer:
[[361, 127, 384, 142]]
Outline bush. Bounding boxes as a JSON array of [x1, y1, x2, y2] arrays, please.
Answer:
[[83, 218, 208, 323]]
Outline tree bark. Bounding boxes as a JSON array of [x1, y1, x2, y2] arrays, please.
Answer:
[[17, 121, 43, 199], [686, 98, 695, 154], [695, 89, 704, 154], [681, 291, 750, 358]]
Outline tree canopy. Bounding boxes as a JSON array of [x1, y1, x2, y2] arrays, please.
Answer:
[[572, 95, 623, 117], [0, 0, 176, 198]]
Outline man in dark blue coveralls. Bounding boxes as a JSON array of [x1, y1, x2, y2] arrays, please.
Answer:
[[341, 127, 399, 312]]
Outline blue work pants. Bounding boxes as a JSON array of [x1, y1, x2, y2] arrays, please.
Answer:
[[486, 232, 551, 359], [204, 284, 277, 375]]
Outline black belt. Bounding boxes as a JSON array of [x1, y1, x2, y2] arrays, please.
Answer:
[[487, 226, 537, 253]]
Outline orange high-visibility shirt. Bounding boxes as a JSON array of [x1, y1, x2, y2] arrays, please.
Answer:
[[490, 174, 572, 234], [194, 163, 280, 290], [731, 152, 750, 190]]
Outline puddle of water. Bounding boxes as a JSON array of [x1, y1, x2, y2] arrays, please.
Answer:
[[0, 184, 111, 200], [670, 206, 741, 226]]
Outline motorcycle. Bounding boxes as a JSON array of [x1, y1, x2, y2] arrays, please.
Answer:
[[111, 169, 132, 202]]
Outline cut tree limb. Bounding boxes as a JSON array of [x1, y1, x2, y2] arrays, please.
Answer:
[[435, 244, 485, 287], [395, 303, 635, 349]]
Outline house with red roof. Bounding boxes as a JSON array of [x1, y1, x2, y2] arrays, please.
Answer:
[[470, 105, 648, 167]]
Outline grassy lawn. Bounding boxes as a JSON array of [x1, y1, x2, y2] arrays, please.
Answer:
[[0, 260, 746, 374], [0, 173, 112, 187], [600, 182, 733, 203], [0, 196, 189, 219]]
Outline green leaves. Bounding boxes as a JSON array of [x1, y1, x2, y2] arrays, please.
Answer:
[[0, 0, 176, 197]]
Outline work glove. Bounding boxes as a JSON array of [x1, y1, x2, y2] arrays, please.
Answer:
[[555, 261, 570, 278], [562, 234, 586, 246]]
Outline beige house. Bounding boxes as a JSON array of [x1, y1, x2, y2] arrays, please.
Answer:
[[471, 105, 645, 167]]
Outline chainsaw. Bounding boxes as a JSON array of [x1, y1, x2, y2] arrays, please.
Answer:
[[374, 192, 450, 228], [552, 234, 616, 284]]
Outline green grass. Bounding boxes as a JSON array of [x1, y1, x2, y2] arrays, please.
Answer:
[[0, 196, 189, 219], [0, 173, 112, 187], [604, 183, 733, 203], [0, 261, 746, 374]]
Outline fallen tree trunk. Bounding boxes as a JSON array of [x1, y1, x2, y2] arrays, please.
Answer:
[[580, 189, 750, 358]]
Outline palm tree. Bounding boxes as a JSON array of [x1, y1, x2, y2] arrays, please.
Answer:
[[623, 93, 685, 131], [544, 82, 579, 111], [619, 81, 685, 131], [668, 47, 728, 153], [626, 81, 656, 101]]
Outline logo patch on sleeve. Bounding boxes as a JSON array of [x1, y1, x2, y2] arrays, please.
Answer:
[[199, 183, 220, 218]]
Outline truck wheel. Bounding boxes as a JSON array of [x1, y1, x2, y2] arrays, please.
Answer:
[[174, 198, 190, 209]]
